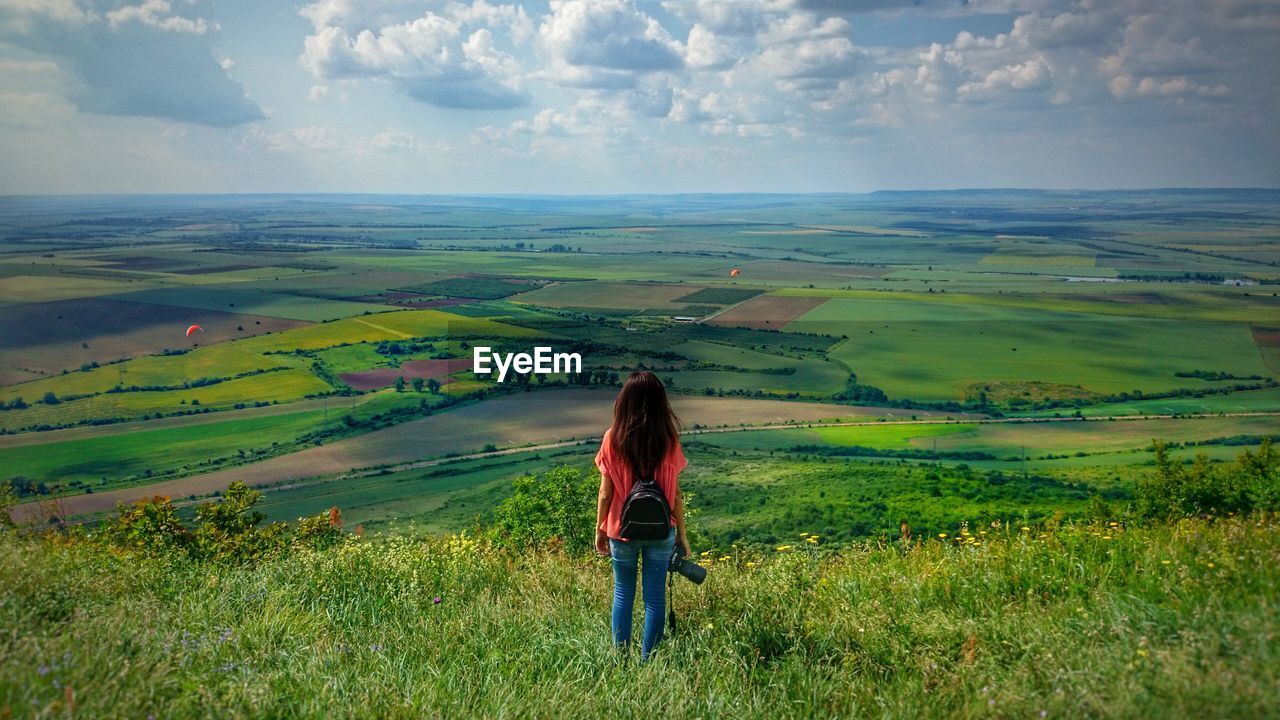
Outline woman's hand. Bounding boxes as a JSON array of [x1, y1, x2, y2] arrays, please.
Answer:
[[675, 532, 691, 559], [595, 530, 610, 557]]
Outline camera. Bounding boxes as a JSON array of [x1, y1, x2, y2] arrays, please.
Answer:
[[668, 549, 707, 584]]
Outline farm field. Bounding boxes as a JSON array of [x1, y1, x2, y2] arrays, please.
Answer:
[[7, 390, 888, 521], [0, 191, 1276, 534]]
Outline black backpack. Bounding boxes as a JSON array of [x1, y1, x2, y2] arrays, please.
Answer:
[[619, 471, 671, 541]]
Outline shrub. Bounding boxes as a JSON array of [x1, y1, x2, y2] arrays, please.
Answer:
[[190, 482, 287, 563], [0, 482, 15, 529], [488, 465, 597, 554], [294, 506, 345, 550], [97, 482, 293, 563], [99, 495, 192, 554], [1136, 439, 1278, 520]]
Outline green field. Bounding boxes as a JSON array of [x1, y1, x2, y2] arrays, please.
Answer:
[[792, 295, 1269, 402], [0, 191, 1276, 531]]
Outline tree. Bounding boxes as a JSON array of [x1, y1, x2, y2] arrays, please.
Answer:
[[394, 376, 406, 392], [42, 391, 59, 405], [426, 378, 442, 394], [411, 377, 425, 392]]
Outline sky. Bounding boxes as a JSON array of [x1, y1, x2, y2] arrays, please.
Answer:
[[0, 0, 1277, 194]]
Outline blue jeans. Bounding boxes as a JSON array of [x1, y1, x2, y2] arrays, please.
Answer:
[[609, 527, 675, 661]]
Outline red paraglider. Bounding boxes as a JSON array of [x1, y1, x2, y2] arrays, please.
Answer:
[[186, 324, 204, 337], [730, 267, 741, 277]]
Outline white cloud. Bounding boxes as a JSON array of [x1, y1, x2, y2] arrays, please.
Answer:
[[958, 58, 1051, 101], [539, 0, 684, 88], [299, 0, 530, 109], [0, 0, 262, 126], [107, 0, 213, 34]]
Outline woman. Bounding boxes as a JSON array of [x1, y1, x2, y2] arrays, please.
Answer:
[[594, 370, 691, 662]]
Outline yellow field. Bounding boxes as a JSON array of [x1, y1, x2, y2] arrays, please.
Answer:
[[0, 369, 330, 431], [1, 308, 534, 405]]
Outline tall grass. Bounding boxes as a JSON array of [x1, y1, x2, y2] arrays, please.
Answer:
[[2, 514, 1277, 718]]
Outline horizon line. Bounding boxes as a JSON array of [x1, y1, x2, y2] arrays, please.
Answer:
[[3, 186, 1279, 200]]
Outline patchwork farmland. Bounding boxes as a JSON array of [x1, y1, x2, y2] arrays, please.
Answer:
[[0, 191, 1276, 537]]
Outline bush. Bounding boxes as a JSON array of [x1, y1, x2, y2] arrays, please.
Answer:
[[0, 483, 15, 529], [99, 495, 192, 554], [488, 465, 598, 554], [190, 482, 287, 562], [98, 482, 294, 563], [1136, 439, 1278, 520], [293, 507, 345, 550]]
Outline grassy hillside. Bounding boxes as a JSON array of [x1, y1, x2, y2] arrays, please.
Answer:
[[2, 514, 1277, 718]]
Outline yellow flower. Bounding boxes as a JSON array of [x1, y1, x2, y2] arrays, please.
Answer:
[[1207, 562, 1215, 568], [776, 545, 793, 552], [1161, 560, 1172, 565], [938, 533, 948, 538], [746, 561, 756, 567], [1136, 649, 1148, 657], [1102, 536, 1112, 540], [720, 556, 731, 561], [1021, 526, 1031, 532], [806, 537, 818, 544]]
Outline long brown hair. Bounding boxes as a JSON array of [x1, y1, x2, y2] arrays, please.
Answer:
[[610, 370, 681, 478]]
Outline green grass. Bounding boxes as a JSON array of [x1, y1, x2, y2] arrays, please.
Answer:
[[392, 276, 537, 299], [0, 409, 327, 487], [1, 514, 1275, 718], [111, 285, 387, 321], [690, 416, 1277, 460], [673, 287, 763, 305], [0, 370, 332, 431], [1019, 386, 1280, 417], [0, 391, 440, 492], [793, 296, 1271, 402], [256, 449, 589, 533]]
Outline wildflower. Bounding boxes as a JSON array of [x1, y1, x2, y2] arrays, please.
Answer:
[[938, 533, 948, 539], [433, 596, 442, 604], [370, 644, 383, 653], [1102, 536, 1112, 540], [776, 545, 793, 552], [38, 665, 50, 676], [705, 623, 714, 630], [1161, 560, 1171, 565], [745, 562, 756, 568], [1021, 526, 1031, 532], [719, 556, 731, 561], [806, 537, 818, 544], [1207, 562, 1215, 568], [1136, 649, 1148, 657]]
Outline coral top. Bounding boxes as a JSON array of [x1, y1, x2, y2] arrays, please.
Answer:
[[595, 427, 687, 540]]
